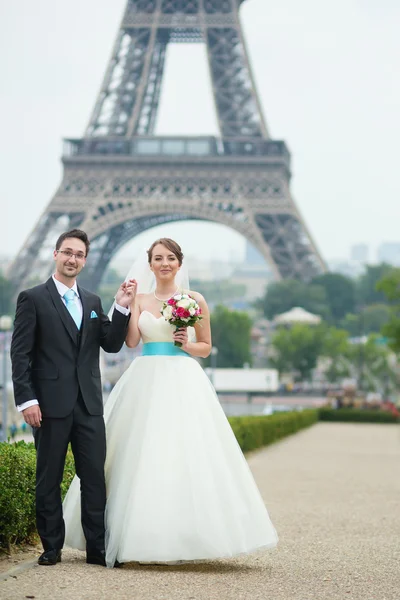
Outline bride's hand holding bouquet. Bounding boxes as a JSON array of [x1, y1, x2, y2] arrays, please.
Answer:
[[160, 293, 202, 347]]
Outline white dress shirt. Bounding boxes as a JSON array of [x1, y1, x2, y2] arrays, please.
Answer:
[[17, 275, 130, 412]]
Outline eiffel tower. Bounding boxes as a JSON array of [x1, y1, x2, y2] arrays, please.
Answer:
[[9, 0, 326, 292]]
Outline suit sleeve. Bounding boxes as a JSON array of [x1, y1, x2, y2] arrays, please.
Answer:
[[10, 291, 38, 407], [98, 299, 130, 353]]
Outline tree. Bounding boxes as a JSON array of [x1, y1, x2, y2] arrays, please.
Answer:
[[311, 273, 355, 322], [270, 323, 353, 382], [321, 327, 351, 382], [340, 304, 391, 336], [361, 304, 391, 334], [356, 263, 394, 306], [376, 268, 400, 353], [0, 273, 13, 316], [322, 327, 349, 357], [346, 334, 398, 394], [205, 305, 252, 368], [257, 279, 330, 321], [339, 313, 360, 337], [269, 324, 325, 380]]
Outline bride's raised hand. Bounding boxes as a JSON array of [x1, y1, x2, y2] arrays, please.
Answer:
[[125, 279, 138, 305], [115, 279, 137, 308]]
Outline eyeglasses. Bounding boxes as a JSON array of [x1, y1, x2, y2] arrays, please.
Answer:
[[56, 250, 86, 261]]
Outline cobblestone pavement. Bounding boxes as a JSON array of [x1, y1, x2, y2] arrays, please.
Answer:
[[1, 422, 399, 600]]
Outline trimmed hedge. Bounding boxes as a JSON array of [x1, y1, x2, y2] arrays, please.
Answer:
[[228, 409, 318, 453], [0, 442, 75, 550], [0, 441, 36, 549], [319, 408, 399, 423]]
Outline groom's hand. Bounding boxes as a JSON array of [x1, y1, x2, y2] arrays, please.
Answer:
[[115, 279, 137, 308], [22, 405, 42, 428]]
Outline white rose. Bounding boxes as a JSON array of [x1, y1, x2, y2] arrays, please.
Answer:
[[174, 294, 182, 301], [189, 307, 196, 316], [177, 298, 191, 309], [163, 306, 173, 320]]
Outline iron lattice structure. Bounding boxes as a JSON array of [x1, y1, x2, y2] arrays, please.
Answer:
[[10, 0, 326, 292]]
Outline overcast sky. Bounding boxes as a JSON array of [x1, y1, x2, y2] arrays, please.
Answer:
[[1, 0, 399, 266]]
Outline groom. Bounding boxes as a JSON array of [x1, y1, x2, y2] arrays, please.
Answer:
[[11, 229, 134, 567]]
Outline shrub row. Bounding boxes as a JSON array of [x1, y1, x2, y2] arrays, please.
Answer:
[[228, 409, 318, 453], [0, 442, 75, 550], [318, 408, 399, 423], [0, 441, 36, 550]]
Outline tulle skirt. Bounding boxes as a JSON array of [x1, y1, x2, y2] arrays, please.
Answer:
[[63, 355, 278, 567]]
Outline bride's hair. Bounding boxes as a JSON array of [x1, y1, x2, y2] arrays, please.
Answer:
[[147, 238, 184, 266]]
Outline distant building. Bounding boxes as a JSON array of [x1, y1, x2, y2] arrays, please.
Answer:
[[190, 258, 238, 282], [377, 242, 400, 266], [327, 260, 364, 279], [350, 244, 369, 263], [328, 243, 371, 278], [231, 266, 272, 302], [228, 241, 272, 301]]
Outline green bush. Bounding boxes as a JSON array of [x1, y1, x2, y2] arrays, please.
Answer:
[[319, 408, 399, 423], [0, 442, 76, 550], [0, 441, 36, 549], [228, 409, 319, 453], [62, 447, 76, 499]]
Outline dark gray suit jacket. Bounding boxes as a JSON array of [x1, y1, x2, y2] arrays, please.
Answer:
[[11, 277, 130, 418]]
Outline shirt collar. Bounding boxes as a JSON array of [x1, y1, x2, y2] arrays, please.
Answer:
[[52, 275, 79, 299]]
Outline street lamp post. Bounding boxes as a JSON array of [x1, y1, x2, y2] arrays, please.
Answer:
[[210, 347, 218, 386], [357, 306, 365, 394], [0, 315, 13, 443]]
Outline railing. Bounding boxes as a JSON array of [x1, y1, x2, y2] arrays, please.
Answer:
[[122, 10, 237, 28], [63, 136, 290, 161]]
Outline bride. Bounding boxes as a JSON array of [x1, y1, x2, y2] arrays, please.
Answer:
[[63, 238, 278, 567]]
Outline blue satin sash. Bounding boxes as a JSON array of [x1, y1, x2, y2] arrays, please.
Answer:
[[142, 342, 189, 357]]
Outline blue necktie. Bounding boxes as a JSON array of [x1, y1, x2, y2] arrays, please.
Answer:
[[64, 289, 82, 330]]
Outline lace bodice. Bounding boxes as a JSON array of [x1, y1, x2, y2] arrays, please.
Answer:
[[138, 311, 175, 344]]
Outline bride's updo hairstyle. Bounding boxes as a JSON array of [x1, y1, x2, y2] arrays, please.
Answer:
[[147, 238, 184, 266]]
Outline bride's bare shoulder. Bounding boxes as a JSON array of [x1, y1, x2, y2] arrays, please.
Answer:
[[187, 290, 206, 304]]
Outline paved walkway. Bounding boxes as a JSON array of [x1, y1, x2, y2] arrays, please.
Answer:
[[1, 422, 399, 600]]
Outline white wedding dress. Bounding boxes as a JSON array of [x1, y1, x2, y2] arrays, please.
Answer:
[[63, 311, 278, 567]]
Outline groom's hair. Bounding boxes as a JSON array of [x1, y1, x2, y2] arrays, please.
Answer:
[[55, 229, 90, 256]]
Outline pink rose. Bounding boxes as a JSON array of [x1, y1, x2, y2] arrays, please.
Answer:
[[167, 298, 176, 305], [176, 307, 190, 318]]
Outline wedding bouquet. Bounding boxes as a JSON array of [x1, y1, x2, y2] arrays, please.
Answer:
[[160, 293, 202, 347]]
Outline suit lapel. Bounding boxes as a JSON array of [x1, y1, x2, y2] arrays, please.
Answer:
[[78, 285, 90, 351], [46, 277, 79, 346]]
